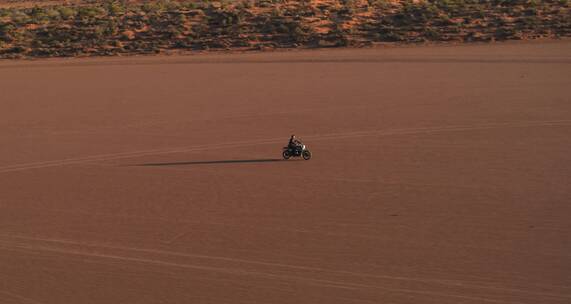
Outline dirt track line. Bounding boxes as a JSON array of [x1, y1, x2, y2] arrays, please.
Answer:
[[0, 148, 168, 171], [0, 137, 285, 173], [0, 290, 45, 304], [0, 242, 354, 291], [306, 120, 571, 142], [0, 56, 569, 70], [0, 241, 530, 304], [2, 119, 570, 174], [1, 233, 569, 301]]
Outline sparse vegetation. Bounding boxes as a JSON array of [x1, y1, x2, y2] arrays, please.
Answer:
[[0, 0, 569, 58]]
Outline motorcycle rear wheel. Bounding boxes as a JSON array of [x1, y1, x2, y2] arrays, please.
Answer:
[[283, 150, 291, 160]]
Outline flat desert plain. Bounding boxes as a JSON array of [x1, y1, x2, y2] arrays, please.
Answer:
[[1, 42, 570, 304]]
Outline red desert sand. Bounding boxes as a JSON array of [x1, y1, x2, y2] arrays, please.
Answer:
[[0, 41, 570, 304]]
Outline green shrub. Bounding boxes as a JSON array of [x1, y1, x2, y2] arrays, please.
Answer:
[[11, 11, 31, 24], [58, 7, 77, 20], [0, 9, 11, 18], [142, 2, 162, 14], [106, 2, 126, 16], [77, 7, 105, 19], [45, 9, 61, 20]]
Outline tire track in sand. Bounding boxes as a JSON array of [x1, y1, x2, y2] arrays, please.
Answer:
[[0, 238, 537, 304], [0, 233, 569, 303], [0, 290, 45, 304], [1, 120, 570, 174]]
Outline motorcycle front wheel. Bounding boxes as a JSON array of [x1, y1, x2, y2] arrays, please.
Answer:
[[302, 150, 312, 160]]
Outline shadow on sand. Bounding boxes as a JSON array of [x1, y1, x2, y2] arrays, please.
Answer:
[[135, 158, 284, 167]]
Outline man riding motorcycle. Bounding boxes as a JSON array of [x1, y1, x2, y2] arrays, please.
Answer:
[[288, 135, 303, 151], [283, 134, 312, 160]]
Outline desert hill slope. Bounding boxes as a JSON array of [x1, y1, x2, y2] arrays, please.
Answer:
[[0, 0, 569, 58]]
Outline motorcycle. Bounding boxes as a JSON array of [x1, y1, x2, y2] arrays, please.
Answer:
[[283, 144, 312, 160]]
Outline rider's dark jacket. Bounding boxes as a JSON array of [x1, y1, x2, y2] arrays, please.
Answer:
[[288, 137, 302, 149]]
